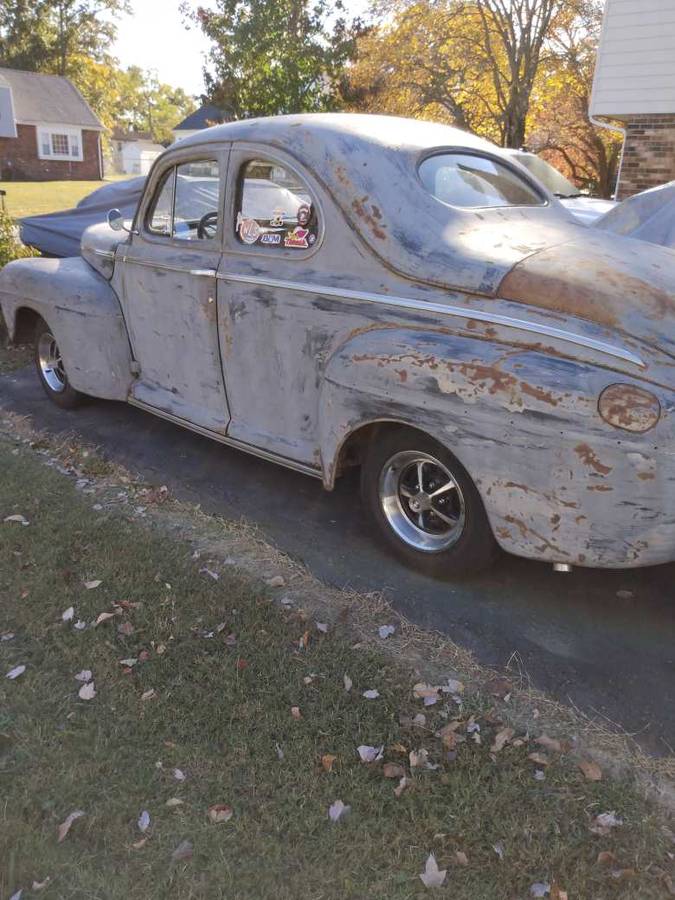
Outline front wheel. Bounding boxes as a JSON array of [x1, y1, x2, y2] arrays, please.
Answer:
[[360, 428, 499, 578], [34, 318, 83, 409]]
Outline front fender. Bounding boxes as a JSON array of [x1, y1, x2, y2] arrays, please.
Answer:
[[0, 256, 133, 401], [319, 327, 675, 568]]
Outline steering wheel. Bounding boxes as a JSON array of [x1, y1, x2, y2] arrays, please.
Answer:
[[197, 211, 219, 240]]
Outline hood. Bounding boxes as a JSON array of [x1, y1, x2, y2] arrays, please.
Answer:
[[560, 196, 615, 226], [498, 229, 675, 360]]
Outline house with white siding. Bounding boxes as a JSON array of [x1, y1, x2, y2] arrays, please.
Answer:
[[590, 0, 675, 198]]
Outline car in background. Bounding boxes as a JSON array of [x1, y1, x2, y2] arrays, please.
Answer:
[[505, 149, 616, 225]]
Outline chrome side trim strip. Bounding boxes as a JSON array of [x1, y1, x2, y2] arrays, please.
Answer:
[[127, 396, 323, 480], [84, 247, 115, 260], [219, 271, 646, 369]]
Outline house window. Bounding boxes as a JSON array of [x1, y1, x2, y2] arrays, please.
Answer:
[[36, 127, 84, 162]]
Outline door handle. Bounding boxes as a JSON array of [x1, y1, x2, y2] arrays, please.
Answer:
[[190, 268, 217, 277]]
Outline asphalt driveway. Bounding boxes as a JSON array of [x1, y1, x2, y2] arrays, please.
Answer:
[[2, 366, 674, 755]]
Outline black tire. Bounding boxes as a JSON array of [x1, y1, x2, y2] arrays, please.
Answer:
[[34, 318, 84, 409], [360, 427, 499, 578]]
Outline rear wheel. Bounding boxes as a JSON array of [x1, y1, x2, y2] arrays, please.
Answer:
[[360, 427, 499, 577], [34, 318, 83, 409]]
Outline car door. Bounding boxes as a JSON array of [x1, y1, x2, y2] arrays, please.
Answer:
[[216, 146, 326, 464], [118, 150, 231, 434]]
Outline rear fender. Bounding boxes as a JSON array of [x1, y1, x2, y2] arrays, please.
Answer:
[[0, 256, 133, 401]]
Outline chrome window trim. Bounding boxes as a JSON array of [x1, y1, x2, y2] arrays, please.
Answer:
[[217, 271, 645, 369]]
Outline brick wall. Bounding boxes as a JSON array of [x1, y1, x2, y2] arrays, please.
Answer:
[[0, 124, 101, 181], [618, 114, 675, 200]]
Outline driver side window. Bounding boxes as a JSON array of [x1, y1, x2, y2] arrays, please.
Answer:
[[146, 159, 221, 241]]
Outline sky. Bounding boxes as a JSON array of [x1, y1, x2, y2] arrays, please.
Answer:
[[112, 0, 370, 98]]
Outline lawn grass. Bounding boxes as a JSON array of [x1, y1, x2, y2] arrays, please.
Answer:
[[1, 175, 130, 220], [0, 438, 673, 899]]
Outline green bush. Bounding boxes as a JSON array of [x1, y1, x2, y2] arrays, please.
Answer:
[[0, 205, 38, 268]]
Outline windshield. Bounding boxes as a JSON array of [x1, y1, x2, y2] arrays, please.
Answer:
[[419, 153, 545, 209], [511, 152, 578, 198]]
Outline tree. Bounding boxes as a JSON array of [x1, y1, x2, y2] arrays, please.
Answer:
[[117, 67, 196, 144], [184, 0, 360, 118]]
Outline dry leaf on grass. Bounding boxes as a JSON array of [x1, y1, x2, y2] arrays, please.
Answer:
[[57, 809, 85, 843], [173, 768, 186, 782], [291, 706, 302, 720], [141, 689, 157, 701], [363, 689, 380, 700], [171, 839, 193, 861], [550, 886, 569, 900], [321, 754, 337, 773], [117, 622, 134, 636], [530, 883, 550, 897], [528, 752, 550, 767], [166, 798, 184, 808], [316, 622, 329, 633], [394, 776, 410, 798], [328, 799, 350, 822], [74, 670, 92, 683], [378, 625, 395, 639], [383, 762, 405, 779], [6, 665, 26, 680], [438, 724, 458, 750], [4, 514, 29, 526], [491, 727, 515, 753], [419, 853, 447, 889], [120, 658, 137, 667], [413, 682, 440, 700], [138, 810, 150, 832], [357, 745, 384, 763], [208, 804, 233, 823], [493, 841, 505, 860], [95, 612, 115, 626], [78, 682, 96, 701], [84, 580, 102, 590], [535, 734, 563, 753], [132, 838, 148, 850], [578, 759, 603, 781], [409, 748, 430, 768], [443, 678, 464, 694], [32, 877, 50, 891], [62, 606, 74, 622], [455, 851, 468, 866], [266, 575, 285, 588], [343, 674, 352, 692], [596, 851, 617, 866]]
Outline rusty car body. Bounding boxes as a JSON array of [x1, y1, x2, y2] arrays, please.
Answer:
[[2, 113, 675, 576]]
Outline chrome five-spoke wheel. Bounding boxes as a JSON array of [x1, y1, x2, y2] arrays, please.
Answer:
[[37, 331, 67, 393], [379, 450, 466, 552]]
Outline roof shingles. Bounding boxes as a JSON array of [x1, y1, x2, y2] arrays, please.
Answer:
[[0, 67, 103, 129]]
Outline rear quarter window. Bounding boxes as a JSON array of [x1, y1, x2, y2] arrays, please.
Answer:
[[419, 153, 545, 209]]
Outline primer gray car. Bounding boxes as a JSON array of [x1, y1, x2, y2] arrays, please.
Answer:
[[2, 113, 675, 577]]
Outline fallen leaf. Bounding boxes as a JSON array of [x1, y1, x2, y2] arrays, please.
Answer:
[[590, 811, 623, 836], [132, 838, 148, 850], [298, 631, 310, 651], [550, 886, 568, 900], [138, 650, 150, 662], [597, 851, 617, 866], [530, 883, 550, 897], [266, 575, 285, 588], [424, 695, 438, 707], [357, 745, 384, 763], [236, 658, 248, 671], [74, 670, 92, 683], [419, 853, 447, 889], [95, 612, 115, 626], [78, 682, 96, 700], [84, 580, 102, 590], [455, 851, 468, 866], [466, 717, 480, 734], [275, 742, 284, 760], [208, 804, 233, 823], [534, 769, 546, 781], [438, 724, 458, 750], [578, 759, 603, 781], [321, 753, 337, 773], [383, 762, 405, 779], [363, 689, 380, 700], [165, 798, 184, 808], [291, 706, 302, 720], [343, 674, 352, 692], [1, 631, 15, 641], [57, 809, 85, 842], [74, 620, 87, 630], [536, 734, 562, 753], [394, 775, 410, 797], [4, 514, 29, 526], [117, 622, 134, 636], [120, 658, 137, 667], [328, 799, 350, 822], [200, 567, 219, 581], [610, 868, 636, 881], [528, 752, 550, 767], [493, 841, 505, 860], [6, 665, 26, 680], [171, 839, 193, 861], [413, 713, 427, 727], [141, 689, 157, 701], [316, 622, 329, 633], [487, 677, 512, 698], [491, 727, 515, 753], [443, 678, 465, 694], [173, 768, 186, 781], [378, 625, 395, 639], [62, 606, 74, 622], [413, 682, 440, 700], [138, 810, 150, 832], [31, 878, 50, 891]]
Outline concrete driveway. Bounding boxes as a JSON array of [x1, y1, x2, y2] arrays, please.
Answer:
[[2, 366, 674, 755]]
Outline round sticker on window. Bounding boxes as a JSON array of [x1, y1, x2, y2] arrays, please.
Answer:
[[297, 204, 311, 227], [238, 215, 262, 244]]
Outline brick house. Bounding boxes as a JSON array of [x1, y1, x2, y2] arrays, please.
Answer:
[[590, 0, 675, 200], [0, 67, 104, 181]]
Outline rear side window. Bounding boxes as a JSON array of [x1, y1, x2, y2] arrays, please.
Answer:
[[235, 159, 319, 250], [419, 153, 545, 209], [146, 159, 221, 240]]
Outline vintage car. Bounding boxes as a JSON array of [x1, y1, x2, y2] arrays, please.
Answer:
[[2, 114, 675, 577]]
